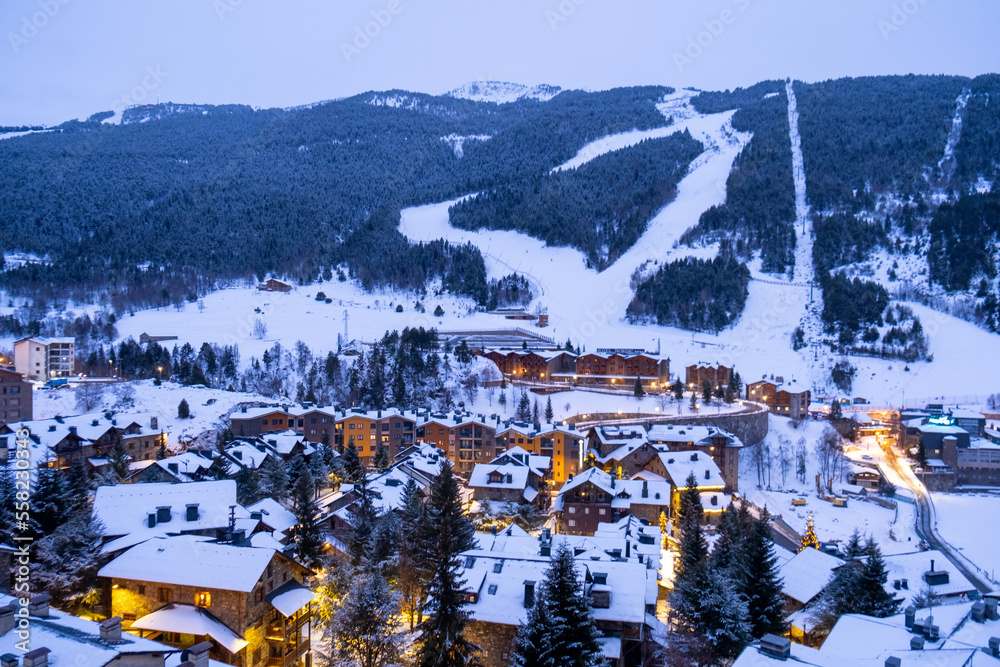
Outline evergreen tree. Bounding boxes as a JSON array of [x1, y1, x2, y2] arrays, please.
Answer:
[[31, 465, 71, 538], [66, 457, 91, 509], [177, 398, 190, 419], [672, 379, 684, 400], [702, 378, 713, 403], [0, 469, 17, 545], [633, 376, 645, 398], [675, 473, 707, 581], [854, 539, 900, 617], [532, 398, 540, 424], [342, 442, 364, 483], [33, 511, 106, 609], [155, 442, 168, 460], [671, 566, 752, 661], [734, 509, 785, 638], [106, 437, 131, 484], [290, 470, 323, 568], [235, 466, 262, 506], [517, 391, 531, 421], [349, 473, 379, 566], [329, 567, 403, 667], [513, 543, 603, 667], [373, 443, 390, 471], [544, 396, 554, 422], [800, 513, 820, 551], [416, 460, 478, 667], [398, 478, 430, 629], [259, 456, 289, 501]]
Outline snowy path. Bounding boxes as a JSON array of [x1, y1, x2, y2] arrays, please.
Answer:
[[934, 89, 971, 188]]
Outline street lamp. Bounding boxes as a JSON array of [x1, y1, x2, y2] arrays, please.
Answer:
[[157, 366, 163, 381]]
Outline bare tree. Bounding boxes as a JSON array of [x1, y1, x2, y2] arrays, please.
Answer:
[[779, 443, 792, 488], [816, 428, 847, 494], [75, 384, 106, 412], [252, 318, 267, 340], [795, 438, 808, 484]]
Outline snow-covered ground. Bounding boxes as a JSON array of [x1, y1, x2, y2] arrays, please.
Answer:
[[739, 417, 920, 555], [550, 126, 681, 173], [931, 492, 1000, 582]]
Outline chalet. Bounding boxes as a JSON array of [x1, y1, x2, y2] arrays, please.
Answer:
[[133, 450, 219, 483], [99, 534, 314, 666], [746, 379, 811, 419], [495, 421, 584, 485], [458, 552, 662, 667], [637, 451, 730, 533], [846, 462, 883, 490], [468, 462, 544, 507], [247, 498, 298, 545], [0, 592, 181, 666], [1, 411, 166, 470], [490, 445, 551, 480], [0, 368, 31, 423], [93, 480, 256, 555], [257, 278, 293, 292], [229, 406, 301, 439], [647, 423, 742, 491], [553, 468, 671, 536], [777, 547, 844, 617], [684, 362, 731, 391]]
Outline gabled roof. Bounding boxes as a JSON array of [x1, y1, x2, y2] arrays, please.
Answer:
[[652, 451, 726, 489], [99, 535, 297, 592], [779, 547, 844, 606], [491, 445, 551, 474], [131, 603, 248, 653], [554, 468, 670, 511], [248, 498, 297, 536], [468, 463, 532, 490]]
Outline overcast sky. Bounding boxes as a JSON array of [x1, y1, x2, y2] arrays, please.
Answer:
[[1, 0, 998, 125]]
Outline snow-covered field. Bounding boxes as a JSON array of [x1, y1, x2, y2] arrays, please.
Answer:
[[739, 417, 920, 554], [932, 492, 1000, 581]]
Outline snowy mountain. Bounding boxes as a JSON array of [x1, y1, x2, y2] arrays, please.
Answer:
[[446, 81, 563, 104]]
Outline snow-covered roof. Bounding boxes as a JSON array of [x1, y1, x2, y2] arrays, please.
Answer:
[[4, 410, 164, 453], [458, 554, 651, 626], [261, 430, 315, 456], [653, 451, 726, 489], [779, 547, 843, 605], [498, 421, 582, 439], [492, 445, 551, 474], [94, 480, 248, 553], [468, 463, 532, 490], [132, 603, 249, 653], [646, 423, 742, 448], [950, 408, 985, 420], [0, 593, 174, 663], [150, 451, 217, 481], [248, 498, 297, 536], [266, 579, 315, 617], [554, 468, 670, 511], [591, 425, 648, 444], [880, 550, 978, 606], [98, 535, 283, 592], [225, 442, 271, 469]]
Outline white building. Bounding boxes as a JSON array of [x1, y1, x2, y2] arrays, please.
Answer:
[[13, 336, 75, 380]]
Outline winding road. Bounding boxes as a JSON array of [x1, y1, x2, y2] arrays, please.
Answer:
[[879, 435, 994, 594]]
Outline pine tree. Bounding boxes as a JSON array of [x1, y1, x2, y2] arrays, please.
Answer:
[[235, 466, 262, 506], [398, 479, 430, 629], [734, 509, 785, 638], [416, 460, 478, 667], [675, 474, 708, 582], [342, 442, 364, 483], [702, 378, 713, 403], [854, 539, 899, 618], [373, 443, 390, 471], [259, 456, 289, 501], [329, 567, 404, 667], [517, 391, 530, 421], [513, 543, 603, 667], [31, 465, 72, 538], [544, 396, 554, 422], [33, 511, 106, 609], [106, 436, 131, 484], [672, 566, 752, 661], [800, 513, 820, 551], [349, 473, 379, 566], [633, 376, 645, 398], [290, 470, 323, 568], [66, 457, 91, 509], [177, 398, 190, 419], [672, 379, 684, 400], [532, 398, 540, 424]]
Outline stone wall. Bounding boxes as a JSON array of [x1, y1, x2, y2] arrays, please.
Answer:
[[916, 470, 957, 492], [567, 402, 770, 446], [466, 620, 519, 667]]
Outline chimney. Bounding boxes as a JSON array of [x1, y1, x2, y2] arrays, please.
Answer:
[[986, 598, 999, 621], [705, 469, 711, 480], [28, 595, 51, 619], [523, 581, 536, 608], [156, 506, 171, 523], [232, 529, 246, 546], [184, 642, 212, 667], [758, 634, 791, 660], [904, 605, 916, 630], [641, 480, 648, 498], [972, 601, 987, 623], [884, 658, 901, 667], [1, 654, 18, 667], [22, 648, 49, 667], [930, 559, 934, 572], [625, 541, 631, 559], [989, 637, 999, 658], [151, 416, 158, 430], [186, 504, 200, 522], [68, 426, 76, 435], [99, 616, 122, 642], [0, 606, 13, 636], [910, 636, 924, 650], [147, 512, 157, 528]]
